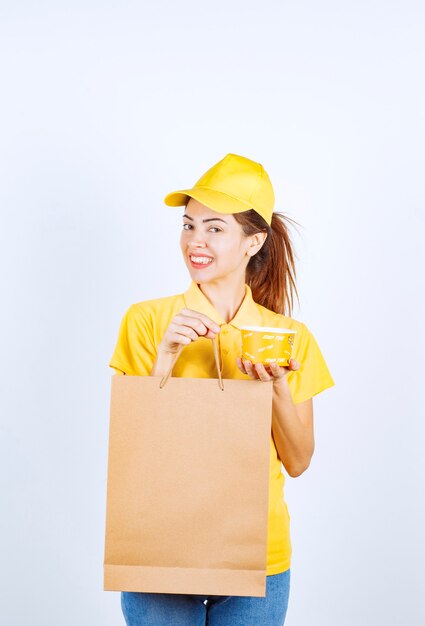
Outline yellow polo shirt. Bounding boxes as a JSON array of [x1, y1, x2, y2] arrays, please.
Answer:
[[108, 280, 335, 576]]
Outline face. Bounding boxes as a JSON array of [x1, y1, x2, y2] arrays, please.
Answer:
[[180, 198, 266, 283]]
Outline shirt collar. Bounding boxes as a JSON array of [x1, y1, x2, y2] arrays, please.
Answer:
[[183, 280, 263, 328]]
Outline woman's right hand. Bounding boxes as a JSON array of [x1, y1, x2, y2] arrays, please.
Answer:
[[158, 308, 221, 355]]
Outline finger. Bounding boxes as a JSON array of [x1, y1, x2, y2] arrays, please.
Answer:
[[242, 358, 258, 379], [167, 331, 195, 345], [236, 356, 245, 372], [178, 310, 221, 337], [174, 316, 217, 339], [269, 361, 286, 378], [180, 309, 221, 333], [169, 322, 199, 341], [254, 362, 273, 382], [175, 315, 209, 337]]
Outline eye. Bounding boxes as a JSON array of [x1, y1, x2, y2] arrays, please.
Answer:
[[182, 224, 222, 233]]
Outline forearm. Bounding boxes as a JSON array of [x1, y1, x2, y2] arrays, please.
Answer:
[[271, 377, 314, 477], [150, 349, 175, 377]]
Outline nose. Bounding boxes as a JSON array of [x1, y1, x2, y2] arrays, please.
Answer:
[[188, 238, 207, 251]]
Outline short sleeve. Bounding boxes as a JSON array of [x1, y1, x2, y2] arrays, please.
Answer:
[[286, 323, 335, 404], [108, 304, 158, 376]]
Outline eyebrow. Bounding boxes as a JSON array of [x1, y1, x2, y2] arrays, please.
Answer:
[[182, 213, 228, 223]]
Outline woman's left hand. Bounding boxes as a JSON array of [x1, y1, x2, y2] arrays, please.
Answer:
[[236, 356, 300, 385]]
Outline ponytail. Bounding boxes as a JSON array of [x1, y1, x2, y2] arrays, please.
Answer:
[[233, 210, 301, 316]]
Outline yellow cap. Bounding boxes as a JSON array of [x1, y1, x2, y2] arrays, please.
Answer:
[[163, 152, 275, 226]]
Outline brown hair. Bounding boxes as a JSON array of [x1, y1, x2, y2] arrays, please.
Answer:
[[233, 210, 301, 317]]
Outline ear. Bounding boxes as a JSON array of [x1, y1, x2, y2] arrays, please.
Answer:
[[247, 232, 267, 257]]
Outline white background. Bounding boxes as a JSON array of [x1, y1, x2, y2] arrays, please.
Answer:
[[1, 1, 424, 624]]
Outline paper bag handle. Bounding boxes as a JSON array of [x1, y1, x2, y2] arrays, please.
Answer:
[[159, 336, 224, 391]]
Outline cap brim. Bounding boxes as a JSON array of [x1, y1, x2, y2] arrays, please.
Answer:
[[163, 187, 254, 215]]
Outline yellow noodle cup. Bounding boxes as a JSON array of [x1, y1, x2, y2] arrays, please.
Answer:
[[239, 326, 297, 367]]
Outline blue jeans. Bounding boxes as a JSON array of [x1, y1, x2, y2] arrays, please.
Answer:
[[121, 569, 290, 625]]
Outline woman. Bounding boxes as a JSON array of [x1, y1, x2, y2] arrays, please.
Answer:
[[109, 152, 335, 625]]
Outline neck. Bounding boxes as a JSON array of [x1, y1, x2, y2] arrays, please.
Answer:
[[197, 276, 246, 324]]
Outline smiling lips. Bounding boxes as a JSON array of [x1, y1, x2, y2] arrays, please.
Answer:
[[189, 254, 214, 267]]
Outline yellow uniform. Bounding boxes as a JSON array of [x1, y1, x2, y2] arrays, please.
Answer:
[[109, 280, 335, 575]]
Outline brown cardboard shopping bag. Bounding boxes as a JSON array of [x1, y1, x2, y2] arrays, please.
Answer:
[[103, 337, 273, 597]]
